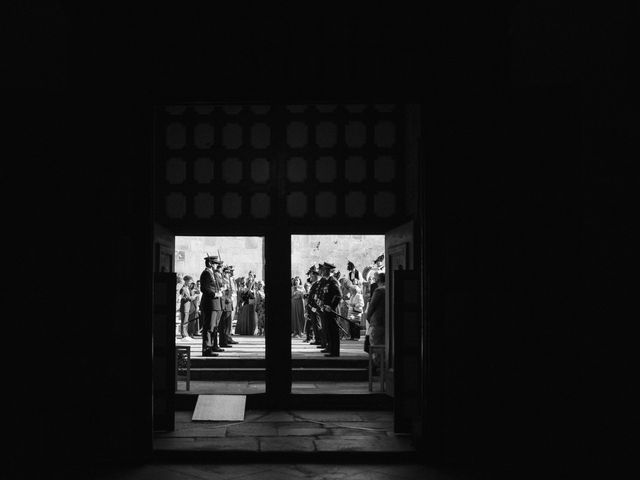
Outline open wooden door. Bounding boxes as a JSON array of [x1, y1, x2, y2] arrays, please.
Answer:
[[385, 220, 422, 435], [152, 224, 176, 432]]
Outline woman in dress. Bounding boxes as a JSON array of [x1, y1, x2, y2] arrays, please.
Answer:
[[187, 280, 201, 338], [347, 284, 364, 340], [178, 275, 196, 341], [236, 274, 258, 335], [338, 277, 352, 339], [255, 281, 266, 335], [365, 272, 386, 368], [291, 276, 306, 338], [234, 276, 244, 327]]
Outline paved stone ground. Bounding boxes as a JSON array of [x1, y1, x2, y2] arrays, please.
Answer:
[[154, 410, 412, 453], [87, 462, 480, 479], [176, 381, 382, 395], [175, 334, 369, 359]]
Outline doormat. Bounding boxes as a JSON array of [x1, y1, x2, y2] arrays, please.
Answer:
[[192, 395, 246, 422]]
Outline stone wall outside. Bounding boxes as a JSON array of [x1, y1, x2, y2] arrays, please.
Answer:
[[175, 235, 384, 284]]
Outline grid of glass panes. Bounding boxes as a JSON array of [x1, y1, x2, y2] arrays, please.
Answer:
[[156, 104, 403, 225]]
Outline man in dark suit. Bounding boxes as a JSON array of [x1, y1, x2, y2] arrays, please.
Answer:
[[319, 261, 342, 357], [305, 265, 322, 345], [199, 254, 225, 357], [313, 265, 329, 350]]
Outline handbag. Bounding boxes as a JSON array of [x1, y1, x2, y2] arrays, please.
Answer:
[[364, 334, 370, 353]]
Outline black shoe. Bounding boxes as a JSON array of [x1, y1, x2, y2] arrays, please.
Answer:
[[228, 340, 239, 344], [220, 344, 231, 348], [310, 341, 321, 345], [203, 351, 219, 357], [324, 353, 339, 357], [320, 349, 329, 353], [212, 347, 225, 352]]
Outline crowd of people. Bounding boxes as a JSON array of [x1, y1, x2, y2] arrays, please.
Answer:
[[176, 256, 265, 356], [292, 255, 386, 359], [176, 253, 386, 359]]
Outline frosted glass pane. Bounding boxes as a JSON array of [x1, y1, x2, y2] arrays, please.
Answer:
[[345, 156, 366, 183], [345, 121, 366, 148], [223, 105, 243, 114], [315, 156, 336, 183], [250, 158, 270, 183], [374, 104, 395, 112], [194, 105, 214, 115], [286, 105, 307, 113], [166, 122, 186, 150], [287, 121, 308, 148], [315, 192, 337, 218], [166, 157, 186, 184], [374, 121, 396, 148], [287, 192, 307, 217], [316, 122, 337, 148], [346, 104, 366, 113], [222, 193, 242, 218], [251, 123, 270, 149], [251, 193, 270, 218], [194, 193, 214, 218], [222, 123, 243, 149], [166, 193, 187, 219], [345, 191, 366, 218], [374, 191, 395, 217], [165, 105, 186, 115], [374, 156, 395, 182], [194, 157, 214, 184], [316, 104, 337, 112], [194, 123, 215, 149], [222, 158, 242, 184], [250, 105, 271, 114], [287, 157, 307, 182]]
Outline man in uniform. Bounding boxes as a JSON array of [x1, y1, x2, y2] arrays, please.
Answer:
[[219, 265, 237, 347], [313, 265, 329, 350], [305, 265, 322, 345], [319, 261, 342, 357], [199, 254, 225, 357], [227, 265, 239, 342]]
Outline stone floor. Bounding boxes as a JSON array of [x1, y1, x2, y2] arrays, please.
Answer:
[[177, 381, 382, 395], [176, 334, 369, 359], [154, 410, 410, 453], [84, 462, 480, 479]]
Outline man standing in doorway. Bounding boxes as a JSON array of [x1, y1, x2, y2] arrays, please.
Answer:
[[227, 265, 239, 342], [219, 265, 237, 347], [200, 254, 225, 357], [319, 261, 342, 357], [305, 265, 322, 345], [212, 259, 226, 353]]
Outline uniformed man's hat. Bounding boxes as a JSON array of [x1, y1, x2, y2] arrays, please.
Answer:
[[204, 254, 223, 264], [347, 260, 355, 270], [320, 261, 336, 270], [306, 264, 319, 275], [222, 265, 232, 273]]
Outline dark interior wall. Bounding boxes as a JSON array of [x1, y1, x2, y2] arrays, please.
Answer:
[[424, 2, 635, 471], [6, 3, 634, 474]]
